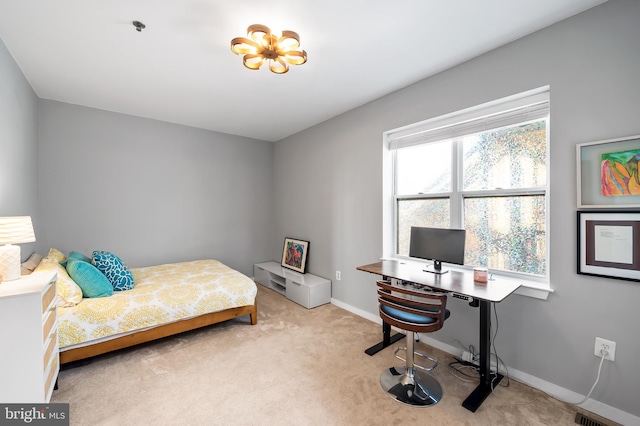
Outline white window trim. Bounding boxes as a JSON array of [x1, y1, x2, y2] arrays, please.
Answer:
[[382, 87, 553, 300]]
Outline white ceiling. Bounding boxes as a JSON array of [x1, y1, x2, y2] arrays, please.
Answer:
[[0, 0, 606, 142]]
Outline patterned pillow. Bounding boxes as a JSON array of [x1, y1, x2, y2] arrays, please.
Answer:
[[34, 257, 83, 307], [92, 250, 135, 291], [46, 247, 67, 264], [66, 258, 113, 298]]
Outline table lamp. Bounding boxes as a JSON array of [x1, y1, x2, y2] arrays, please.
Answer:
[[0, 216, 36, 282]]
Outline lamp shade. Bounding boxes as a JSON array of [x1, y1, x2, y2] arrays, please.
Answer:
[[0, 216, 36, 282], [0, 216, 36, 244]]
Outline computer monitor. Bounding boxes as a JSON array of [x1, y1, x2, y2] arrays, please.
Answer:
[[409, 226, 466, 274]]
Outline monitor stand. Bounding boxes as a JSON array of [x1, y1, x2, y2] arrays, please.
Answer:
[[423, 260, 449, 274]]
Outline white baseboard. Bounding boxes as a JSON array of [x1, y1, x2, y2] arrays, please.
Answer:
[[331, 298, 381, 324], [331, 299, 640, 426]]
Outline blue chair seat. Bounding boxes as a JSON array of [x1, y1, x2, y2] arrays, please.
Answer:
[[381, 304, 450, 325]]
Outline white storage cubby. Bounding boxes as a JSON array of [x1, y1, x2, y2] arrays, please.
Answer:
[[254, 261, 331, 309]]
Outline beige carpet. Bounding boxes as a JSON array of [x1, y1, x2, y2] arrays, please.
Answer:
[[52, 285, 614, 426]]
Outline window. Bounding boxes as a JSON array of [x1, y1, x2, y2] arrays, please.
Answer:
[[385, 88, 549, 278]]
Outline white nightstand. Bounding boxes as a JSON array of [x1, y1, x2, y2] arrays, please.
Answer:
[[0, 270, 59, 403]]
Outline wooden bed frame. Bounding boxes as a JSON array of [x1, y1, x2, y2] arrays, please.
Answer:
[[59, 301, 257, 364]]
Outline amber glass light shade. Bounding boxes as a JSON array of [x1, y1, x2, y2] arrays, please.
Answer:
[[231, 24, 307, 74]]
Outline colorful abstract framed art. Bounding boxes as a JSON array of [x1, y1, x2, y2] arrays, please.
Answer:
[[577, 134, 640, 208], [577, 211, 640, 282], [281, 237, 309, 273]]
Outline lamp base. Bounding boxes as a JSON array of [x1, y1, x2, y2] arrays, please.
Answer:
[[0, 244, 21, 281]]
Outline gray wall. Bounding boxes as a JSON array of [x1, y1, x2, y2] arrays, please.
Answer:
[[37, 100, 274, 276], [274, 0, 640, 419], [0, 38, 38, 258]]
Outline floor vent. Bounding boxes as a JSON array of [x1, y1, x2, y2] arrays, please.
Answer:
[[575, 412, 607, 426]]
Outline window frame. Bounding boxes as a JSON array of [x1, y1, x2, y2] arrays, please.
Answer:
[[382, 88, 552, 295]]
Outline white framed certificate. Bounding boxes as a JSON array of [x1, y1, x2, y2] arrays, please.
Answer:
[[578, 211, 640, 281]]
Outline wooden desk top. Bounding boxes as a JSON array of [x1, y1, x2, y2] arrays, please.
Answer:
[[357, 259, 521, 303]]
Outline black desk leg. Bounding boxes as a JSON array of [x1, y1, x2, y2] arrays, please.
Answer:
[[462, 300, 503, 412], [365, 276, 404, 355], [365, 321, 404, 356]]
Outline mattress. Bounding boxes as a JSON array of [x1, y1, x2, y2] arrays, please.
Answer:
[[58, 259, 257, 350]]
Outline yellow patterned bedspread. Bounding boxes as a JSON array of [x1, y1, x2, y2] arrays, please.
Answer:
[[58, 259, 257, 349]]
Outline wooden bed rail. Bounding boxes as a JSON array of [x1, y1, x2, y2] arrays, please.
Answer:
[[59, 301, 257, 364]]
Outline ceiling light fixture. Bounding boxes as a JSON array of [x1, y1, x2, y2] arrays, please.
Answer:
[[231, 24, 307, 74]]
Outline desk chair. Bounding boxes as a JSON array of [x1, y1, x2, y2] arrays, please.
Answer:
[[377, 279, 450, 407]]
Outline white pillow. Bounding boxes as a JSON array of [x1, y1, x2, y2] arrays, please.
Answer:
[[21, 252, 44, 275]]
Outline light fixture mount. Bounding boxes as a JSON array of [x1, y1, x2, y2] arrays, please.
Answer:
[[231, 24, 307, 74]]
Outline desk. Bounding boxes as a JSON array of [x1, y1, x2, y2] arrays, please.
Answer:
[[357, 259, 521, 412]]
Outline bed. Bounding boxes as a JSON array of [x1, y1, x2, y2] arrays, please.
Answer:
[[28, 251, 257, 364]]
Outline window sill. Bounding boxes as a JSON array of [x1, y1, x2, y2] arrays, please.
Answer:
[[513, 280, 553, 300]]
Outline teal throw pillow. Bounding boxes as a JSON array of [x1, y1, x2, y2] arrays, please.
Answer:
[[66, 258, 113, 298], [60, 251, 92, 267], [92, 250, 135, 291]]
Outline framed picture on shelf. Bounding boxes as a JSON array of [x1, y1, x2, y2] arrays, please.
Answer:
[[281, 237, 309, 274], [577, 211, 640, 282], [577, 134, 640, 208]]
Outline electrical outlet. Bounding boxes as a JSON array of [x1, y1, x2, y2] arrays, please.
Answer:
[[594, 337, 616, 361], [336, 271, 341, 281], [462, 351, 474, 363]]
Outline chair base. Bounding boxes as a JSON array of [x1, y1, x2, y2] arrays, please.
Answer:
[[380, 366, 442, 407]]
